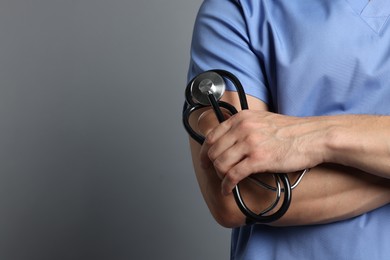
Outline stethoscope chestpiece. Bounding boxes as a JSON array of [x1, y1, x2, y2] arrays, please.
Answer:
[[190, 71, 226, 106]]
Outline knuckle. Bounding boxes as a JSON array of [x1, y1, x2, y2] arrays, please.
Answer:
[[207, 148, 216, 160], [213, 159, 226, 173], [251, 148, 266, 160], [244, 134, 258, 145], [239, 110, 251, 117], [225, 169, 239, 185], [217, 120, 229, 132], [205, 132, 214, 144], [237, 120, 253, 131]]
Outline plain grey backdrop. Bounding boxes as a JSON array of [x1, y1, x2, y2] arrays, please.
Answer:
[[0, 0, 231, 259]]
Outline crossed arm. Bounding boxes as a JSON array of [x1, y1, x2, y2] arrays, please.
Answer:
[[189, 91, 390, 228]]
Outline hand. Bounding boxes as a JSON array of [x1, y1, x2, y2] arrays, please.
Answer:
[[201, 110, 326, 195], [197, 109, 232, 170]]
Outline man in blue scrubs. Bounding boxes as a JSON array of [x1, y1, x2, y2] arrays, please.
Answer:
[[187, 0, 390, 259]]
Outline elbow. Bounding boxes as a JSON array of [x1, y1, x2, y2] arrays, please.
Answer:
[[209, 204, 246, 228], [214, 214, 244, 229]]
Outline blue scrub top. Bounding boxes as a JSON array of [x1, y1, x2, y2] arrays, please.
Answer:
[[188, 0, 390, 259]]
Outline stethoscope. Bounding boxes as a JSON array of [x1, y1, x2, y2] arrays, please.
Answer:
[[183, 70, 308, 224]]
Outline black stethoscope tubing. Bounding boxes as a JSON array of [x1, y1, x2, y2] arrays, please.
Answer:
[[183, 69, 292, 224]]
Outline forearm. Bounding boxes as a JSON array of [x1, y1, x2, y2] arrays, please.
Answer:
[[190, 113, 390, 228], [191, 137, 390, 227], [205, 111, 390, 195], [272, 164, 390, 226], [323, 115, 390, 178], [188, 92, 390, 227]]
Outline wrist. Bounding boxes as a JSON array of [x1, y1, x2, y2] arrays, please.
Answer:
[[294, 115, 346, 167], [320, 115, 363, 165], [316, 115, 352, 165], [294, 116, 337, 167]]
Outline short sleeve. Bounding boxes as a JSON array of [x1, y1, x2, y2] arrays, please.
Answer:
[[187, 0, 270, 104]]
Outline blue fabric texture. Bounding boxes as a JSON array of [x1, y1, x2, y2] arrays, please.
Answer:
[[188, 0, 390, 259]]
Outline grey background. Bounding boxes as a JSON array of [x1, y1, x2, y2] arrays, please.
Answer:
[[0, 1, 230, 259]]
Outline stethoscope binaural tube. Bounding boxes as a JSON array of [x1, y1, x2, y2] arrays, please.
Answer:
[[183, 69, 292, 224]]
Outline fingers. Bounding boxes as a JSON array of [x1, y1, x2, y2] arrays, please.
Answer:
[[199, 141, 212, 170], [210, 141, 255, 195], [199, 113, 234, 171], [201, 110, 268, 195], [203, 113, 253, 193], [221, 159, 254, 195], [207, 131, 237, 162], [200, 109, 312, 196], [198, 110, 234, 170], [204, 113, 241, 164]]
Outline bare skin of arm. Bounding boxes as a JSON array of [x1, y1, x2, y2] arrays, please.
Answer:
[[189, 91, 390, 228]]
